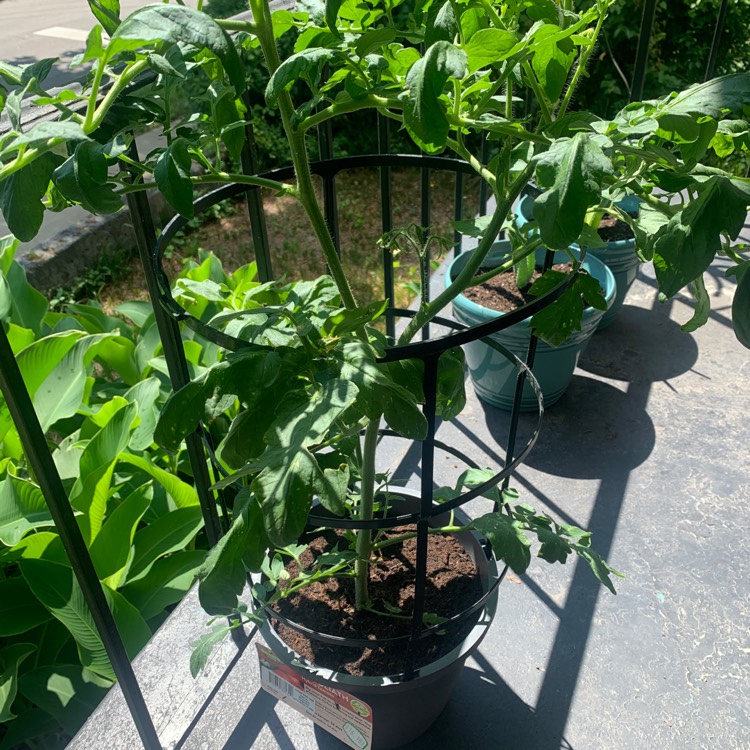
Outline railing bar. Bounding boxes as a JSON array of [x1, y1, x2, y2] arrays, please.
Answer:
[[124, 141, 224, 545], [0, 325, 162, 750], [378, 113, 396, 343], [704, 0, 729, 81], [630, 0, 658, 102], [240, 93, 274, 283]]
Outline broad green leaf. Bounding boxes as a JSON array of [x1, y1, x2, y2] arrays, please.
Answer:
[[0, 153, 61, 242], [653, 177, 750, 298], [471, 511, 532, 574], [425, 1, 458, 48], [325, 0, 344, 35], [118, 453, 199, 509], [154, 139, 194, 219], [354, 27, 396, 58], [652, 72, 750, 122], [0, 577, 52, 636], [436, 347, 466, 421], [114, 300, 153, 329], [107, 5, 244, 93], [89, 485, 151, 588], [123, 377, 162, 451], [53, 141, 122, 215], [93, 335, 140, 386], [0, 644, 35, 722], [462, 28, 517, 73], [0, 707, 60, 750], [121, 550, 205, 620], [0, 477, 52, 546], [7, 532, 66, 564], [17, 665, 110, 735], [534, 133, 613, 248], [266, 47, 337, 104], [314, 463, 349, 517], [403, 41, 468, 153], [199, 488, 268, 614], [2, 259, 48, 335], [69, 402, 138, 543], [127, 506, 204, 582], [531, 25, 575, 103], [731, 262, 750, 349], [4, 122, 88, 153], [88, 0, 121, 35]]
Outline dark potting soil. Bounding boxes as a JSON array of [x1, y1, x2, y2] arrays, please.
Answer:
[[462, 262, 572, 314], [270, 528, 483, 677], [597, 213, 635, 242]]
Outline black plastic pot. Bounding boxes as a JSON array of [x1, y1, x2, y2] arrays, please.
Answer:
[[256, 489, 500, 750]]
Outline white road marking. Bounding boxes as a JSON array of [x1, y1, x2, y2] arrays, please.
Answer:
[[34, 27, 90, 43]]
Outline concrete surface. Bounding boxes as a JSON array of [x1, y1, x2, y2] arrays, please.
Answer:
[[68, 250, 750, 750]]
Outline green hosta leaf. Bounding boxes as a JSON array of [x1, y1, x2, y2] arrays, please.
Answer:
[[88, 0, 121, 35], [266, 47, 337, 104], [731, 262, 750, 349], [123, 377, 162, 451], [117, 454, 199, 510], [89, 485, 151, 588], [190, 623, 233, 678], [462, 28, 518, 73], [126, 506, 204, 582], [0, 153, 61, 242], [0, 476, 52, 546], [69, 402, 138, 544], [653, 177, 750, 298], [53, 141, 122, 215], [533, 133, 613, 249], [471, 512, 532, 574], [121, 550, 205, 620], [529, 270, 607, 346], [154, 139, 194, 219], [403, 41, 468, 154], [436, 347, 466, 421], [107, 5, 243, 93], [0, 644, 35, 722], [198, 488, 268, 614], [0, 577, 52, 636], [17, 665, 110, 735]]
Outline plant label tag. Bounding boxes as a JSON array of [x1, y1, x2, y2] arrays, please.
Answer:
[[257, 644, 373, 749]]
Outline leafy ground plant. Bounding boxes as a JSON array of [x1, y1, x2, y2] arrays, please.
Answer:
[[1, 0, 750, 684]]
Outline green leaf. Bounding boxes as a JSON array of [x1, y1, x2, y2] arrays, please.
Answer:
[[652, 72, 750, 122], [462, 28, 518, 73], [0, 644, 35, 722], [107, 5, 244, 94], [354, 27, 396, 58], [17, 665, 110, 735], [88, 0, 121, 35], [0, 153, 61, 242], [121, 550, 205, 620], [531, 25, 575, 102], [681, 275, 711, 333], [653, 177, 750, 298], [154, 139, 194, 219], [471, 512, 532, 574], [4, 122, 88, 153], [123, 378, 162, 451], [570, 543, 620, 594], [325, 0, 344, 35], [89, 485, 151, 588], [266, 47, 337, 104], [0, 476, 52, 546], [53, 141, 122, 215], [127, 506, 204, 582], [0, 577, 52, 636], [189, 624, 232, 678], [436, 347, 466, 421], [403, 41, 468, 154], [425, 1, 458, 48], [198, 488, 268, 614], [0, 707, 60, 750], [534, 133, 613, 249]]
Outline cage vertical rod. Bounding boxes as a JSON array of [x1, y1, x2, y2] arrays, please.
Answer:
[[420, 164, 432, 341], [124, 142, 223, 545], [630, 0, 657, 102], [378, 113, 396, 342], [704, 0, 729, 81], [0, 324, 162, 750]]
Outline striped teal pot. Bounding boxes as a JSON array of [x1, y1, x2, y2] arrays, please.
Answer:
[[448, 242, 616, 411]]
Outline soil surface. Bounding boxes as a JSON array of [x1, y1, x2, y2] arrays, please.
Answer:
[[462, 263, 572, 314], [597, 213, 635, 242], [271, 527, 483, 677]]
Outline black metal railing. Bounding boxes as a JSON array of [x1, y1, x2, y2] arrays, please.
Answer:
[[0, 3, 730, 747]]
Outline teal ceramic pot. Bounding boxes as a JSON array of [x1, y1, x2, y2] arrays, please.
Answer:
[[515, 194, 640, 329], [448, 241, 616, 411]]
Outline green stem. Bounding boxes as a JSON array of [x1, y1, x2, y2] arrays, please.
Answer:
[[216, 18, 259, 33], [355, 419, 379, 610], [86, 59, 150, 133], [250, 0, 357, 309], [398, 161, 535, 344], [300, 94, 400, 133], [446, 136, 497, 189], [372, 524, 465, 552], [116, 171, 296, 195]]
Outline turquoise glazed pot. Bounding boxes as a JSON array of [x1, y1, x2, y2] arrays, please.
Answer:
[[448, 242, 616, 411], [515, 194, 640, 329]]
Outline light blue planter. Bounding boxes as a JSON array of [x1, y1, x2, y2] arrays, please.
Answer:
[[448, 242, 616, 411], [515, 194, 640, 329]]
